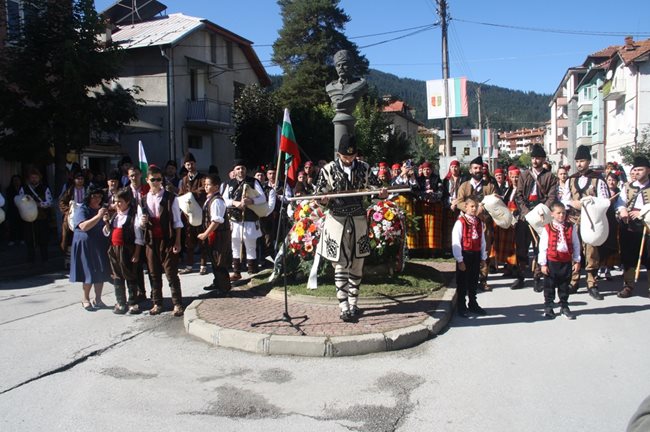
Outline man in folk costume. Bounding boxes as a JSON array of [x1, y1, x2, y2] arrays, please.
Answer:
[[442, 160, 465, 255], [615, 156, 650, 299], [137, 166, 184, 316], [126, 165, 150, 300], [492, 166, 520, 276], [254, 168, 277, 266], [315, 135, 387, 322], [198, 174, 232, 295], [178, 152, 208, 275], [561, 145, 608, 300], [456, 156, 496, 291], [20, 168, 54, 263], [512, 144, 558, 290], [223, 159, 266, 281]]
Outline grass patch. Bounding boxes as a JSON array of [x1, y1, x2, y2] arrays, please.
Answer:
[[269, 261, 445, 298]]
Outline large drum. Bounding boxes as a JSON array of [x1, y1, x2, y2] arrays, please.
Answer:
[[177, 192, 203, 227], [524, 203, 552, 236], [580, 196, 610, 246], [15, 195, 38, 222], [482, 194, 515, 229]]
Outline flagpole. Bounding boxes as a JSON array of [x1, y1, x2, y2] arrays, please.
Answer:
[[274, 125, 283, 189]]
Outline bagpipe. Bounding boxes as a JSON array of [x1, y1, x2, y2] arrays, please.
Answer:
[[286, 185, 412, 202]]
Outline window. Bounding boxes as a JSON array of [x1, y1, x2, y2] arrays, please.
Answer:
[[6, 0, 21, 41], [451, 146, 456, 156], [463, 147, 470, 156], [190, 69, 198, 101], [226, 41, 234, 69], [188, 135, 203, 149], [210, 34, 217, 64], [578, 119, 592, 137], [233, 81, 245, 101]]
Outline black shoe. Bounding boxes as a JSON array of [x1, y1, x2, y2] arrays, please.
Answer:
[[510, 278, 524, 290], [568, 284, 578, 295], [340, 310, 355, 322], [457, 308, 469, 318], [203, 284, 217, 291], [588, 287, 604, 300], [468, 302, 487, 315], [533, 278, 544, 293], [560, 307, 576, 320], [349, 306, 362, 317], [543, 307, 556, 319]]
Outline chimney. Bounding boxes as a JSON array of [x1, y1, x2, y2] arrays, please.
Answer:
[[625, 36, 635, 51]]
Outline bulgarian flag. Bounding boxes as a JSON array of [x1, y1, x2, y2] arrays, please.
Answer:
[[138, 140, 148, 182], [280, 108, 301, 186]]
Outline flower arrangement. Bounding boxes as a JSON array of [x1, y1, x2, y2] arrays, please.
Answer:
[[288, 200, 326, 260], [367, 200, 406, 259]]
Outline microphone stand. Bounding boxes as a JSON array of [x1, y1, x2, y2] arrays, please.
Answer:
[[251, 176, 308, 335]]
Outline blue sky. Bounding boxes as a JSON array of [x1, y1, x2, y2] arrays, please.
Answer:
[[95, 0, 650, 94]]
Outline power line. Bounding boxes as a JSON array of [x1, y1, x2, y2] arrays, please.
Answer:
[[453, 17, 650, 37], [359, 24, 438, 49]]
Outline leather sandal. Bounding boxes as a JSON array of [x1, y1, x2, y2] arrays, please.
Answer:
[[617, 286, 633, 298]]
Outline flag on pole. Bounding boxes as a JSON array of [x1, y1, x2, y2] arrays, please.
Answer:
[[138, 140, 148, 182], [279, 108, 301, 186]]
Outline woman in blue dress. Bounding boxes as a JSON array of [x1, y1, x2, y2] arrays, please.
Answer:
[[70, 186, 111, 310]]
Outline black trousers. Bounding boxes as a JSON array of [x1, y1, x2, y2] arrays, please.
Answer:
[[25, 219, 50, 262], [544, 261, 572, 307], [515, 219, 541, 278], [456, 251, 481, 308]]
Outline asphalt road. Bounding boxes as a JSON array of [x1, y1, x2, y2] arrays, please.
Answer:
[[1, 268, 649, 431]]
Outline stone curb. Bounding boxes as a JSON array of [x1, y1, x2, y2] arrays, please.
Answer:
[[184, 287, 457, 357]]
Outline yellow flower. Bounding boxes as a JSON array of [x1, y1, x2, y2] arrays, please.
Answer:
[[385, 210, 394, 221], [295, 226, 305, 237]]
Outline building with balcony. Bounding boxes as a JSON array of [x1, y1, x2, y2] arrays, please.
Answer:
[[497, 128, 546, 158], [102, 0, 270, 175], [549, 67, 586, 165]]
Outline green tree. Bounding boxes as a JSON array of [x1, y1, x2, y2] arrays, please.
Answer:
[[231, 84, 281, 167], [354, 96, 391, 165], [496, 151, 514, 169], [411, 135, 440, 169], [517, 153, 531, 168], [620, 126, 650, 165], [0, 0, 140, 192], [272, 0, 368, 110]]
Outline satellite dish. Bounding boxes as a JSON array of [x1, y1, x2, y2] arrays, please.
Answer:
[[606, 70, 613, 80]]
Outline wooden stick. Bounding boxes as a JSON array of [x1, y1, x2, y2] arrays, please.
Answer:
[[528, 224, 539, 248], [273, 150, 283, 189], [287, 186, 412, 202], [635, 225, 647, 283]]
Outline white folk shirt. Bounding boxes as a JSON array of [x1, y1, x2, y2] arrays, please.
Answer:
[[136, 189, 183, 229], [206, 195, 226, 224], [616, 180, 650, 212], [537, 223, 581, 266], [451, 218, 487, 263], [103, 212, 145, 246], [561, 175, 608, 207]]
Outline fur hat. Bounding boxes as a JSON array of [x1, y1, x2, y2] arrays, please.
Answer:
[[633, 156, 650, 169], [337, 135, 357, 156], [574, 145, 592, 161], [183, 152, 196, 164], [232, 158, 247, 169], [470, 156, 483, 166], [530, 144, 546, 158]]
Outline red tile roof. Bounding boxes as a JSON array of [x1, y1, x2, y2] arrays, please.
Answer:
[[383, 100, 406, 112]]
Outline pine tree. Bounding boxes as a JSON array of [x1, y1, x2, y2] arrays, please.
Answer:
[[272, 0, 368, 110], [0, 0, 140, 192]]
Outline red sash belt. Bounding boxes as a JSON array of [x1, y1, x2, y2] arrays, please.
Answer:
[[150, 217, 163, 239], [111, 227, 124, 246]]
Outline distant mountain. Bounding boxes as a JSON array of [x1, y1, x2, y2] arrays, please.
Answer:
[[269, 69, 551, 131]]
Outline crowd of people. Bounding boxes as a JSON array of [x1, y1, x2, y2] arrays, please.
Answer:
[[0, 141, 647, 321]]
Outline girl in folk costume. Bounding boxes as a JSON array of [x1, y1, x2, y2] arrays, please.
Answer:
[[390, 159, 418, 250], [492, 166, 520, 276], [615, 156, 650, 298], [198, 174, 232, 295], [137, 165, 185, 316], [557, 165, 570, 198], [59, 171, 87, 270], [415, 161, 443, 254], [442, 160, 466, 255], [538, 202, 580, 320], [452, 198, 487, 317], [598, 171, 622, 280], [103, 189, 144, 315]]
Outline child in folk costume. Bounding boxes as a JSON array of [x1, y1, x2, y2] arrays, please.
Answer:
[[137, 166, 184, 316], [452, 198, 488, 317], [198, 174, 232, 295], [103, 189, 144, 315], [538, 202, 580, 320]]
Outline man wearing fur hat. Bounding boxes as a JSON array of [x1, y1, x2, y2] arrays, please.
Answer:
[[315, 135, 387, 322], [456, 156, 497, 291], [561, 145, 608, 300], [178, 152, 208, 275], [223, 159, 266, 280], [615, 155, 650, 298], [512, 144, 558, 290]]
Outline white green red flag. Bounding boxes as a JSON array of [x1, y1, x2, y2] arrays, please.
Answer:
[[279, 108, 300, 186], [138, 140, 148, 182]]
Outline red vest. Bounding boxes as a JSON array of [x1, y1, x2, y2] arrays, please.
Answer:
[[459, 216, 482, 252], [546, 223, 574, 263]]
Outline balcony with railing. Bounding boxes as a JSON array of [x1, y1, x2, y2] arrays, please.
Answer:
[[186, 99, 232, 128]]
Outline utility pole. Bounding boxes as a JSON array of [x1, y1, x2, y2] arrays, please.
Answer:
[[438, 0, 452, 157], [476, 79, 490, 162]]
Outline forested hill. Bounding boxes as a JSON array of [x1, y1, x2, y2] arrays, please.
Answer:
[[271, 70, 552, 131], [366, 69, 551, 131]]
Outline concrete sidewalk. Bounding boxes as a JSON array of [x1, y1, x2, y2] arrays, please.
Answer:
[[184, 261, 457, 357]]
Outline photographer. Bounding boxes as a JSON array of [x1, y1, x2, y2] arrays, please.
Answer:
[[392, 159, 418, 187]]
